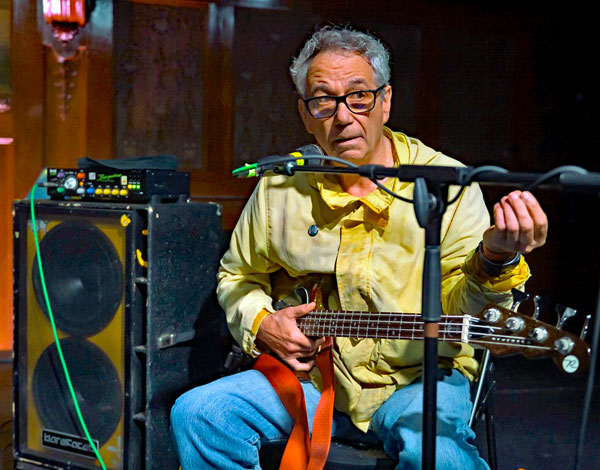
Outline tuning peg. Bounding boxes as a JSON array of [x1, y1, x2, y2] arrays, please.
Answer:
[[511, 288, 530, 312], [580, 313, 592, 339], [532, 295, 542, 320], [556, 304, 577, 330]]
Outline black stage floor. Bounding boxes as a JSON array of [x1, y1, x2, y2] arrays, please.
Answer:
[[1, 352, 598, 470]]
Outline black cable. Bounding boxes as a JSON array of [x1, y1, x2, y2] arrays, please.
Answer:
[[373, 165, 510, 206], [525, 165, 588, 192], [371, 179, 414, 203]]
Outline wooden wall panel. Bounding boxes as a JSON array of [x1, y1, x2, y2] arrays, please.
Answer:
[[0, 0, 12, 351], [114, 2, 258, 228], [44, 46, 90, 168], [0, 0, 9, 99], [12, 0, 44, 199], [0, 135, 14, 350], [12, 0, 114, 197], [232, 7, 319, 165], [115, 1, 208, 169]]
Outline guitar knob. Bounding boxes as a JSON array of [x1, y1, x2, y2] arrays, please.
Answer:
[[554, 337, 575, 355], [506, 317, 525, 332], [483, 307, 502, 323], [529, 326, 548, 343]]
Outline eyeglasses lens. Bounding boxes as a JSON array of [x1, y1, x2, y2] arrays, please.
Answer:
[[308, 90, 377, 119]]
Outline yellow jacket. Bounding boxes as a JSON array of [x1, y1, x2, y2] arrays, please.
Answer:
[[217, 128, 529, 431]]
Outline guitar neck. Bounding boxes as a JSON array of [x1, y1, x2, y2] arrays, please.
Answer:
[[292, 302, 591, 376], [297, 310, 466, 342]]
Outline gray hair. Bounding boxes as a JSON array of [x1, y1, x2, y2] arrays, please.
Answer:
[[290, 26, 391, 98]]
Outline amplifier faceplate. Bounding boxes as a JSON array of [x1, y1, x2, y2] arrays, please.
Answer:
[[47, 168, 190, 202]]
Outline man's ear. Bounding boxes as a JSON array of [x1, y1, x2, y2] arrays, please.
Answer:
[[298, 98, 315, 135], [382, 85, 392, 125]]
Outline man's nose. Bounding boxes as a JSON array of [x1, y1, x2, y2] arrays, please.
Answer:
[[334, 101, 354, 124]]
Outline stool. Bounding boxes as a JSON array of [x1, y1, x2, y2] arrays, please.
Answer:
[[260, 439, 395, 470]]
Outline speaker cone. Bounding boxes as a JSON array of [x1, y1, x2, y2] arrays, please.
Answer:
[[31, 220, 123, 336], [32, 338, 123, 446]]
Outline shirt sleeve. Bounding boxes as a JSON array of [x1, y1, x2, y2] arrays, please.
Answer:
[[439, 183, 531, 316], [216, 178, 279, 356]]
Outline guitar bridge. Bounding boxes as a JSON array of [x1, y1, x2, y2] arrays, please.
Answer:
[[461, 315, 472, 343]]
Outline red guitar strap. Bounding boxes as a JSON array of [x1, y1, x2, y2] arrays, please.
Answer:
[[254, 348, 335, 470]]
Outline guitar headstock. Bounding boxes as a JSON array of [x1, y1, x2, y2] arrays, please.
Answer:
[[471, 304, 591, 375]]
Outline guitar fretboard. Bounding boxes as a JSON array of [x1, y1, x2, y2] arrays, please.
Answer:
[[296, 310, 466, 341]]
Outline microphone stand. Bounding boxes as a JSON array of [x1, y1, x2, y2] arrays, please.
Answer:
[[260, 159, 600, 470], [412, 177, 447, 470]]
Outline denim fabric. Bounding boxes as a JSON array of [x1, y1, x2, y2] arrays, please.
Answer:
[[170, 369, 490, 470]]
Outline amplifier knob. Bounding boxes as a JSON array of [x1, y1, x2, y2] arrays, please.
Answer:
[[63, 175, 78, 190]]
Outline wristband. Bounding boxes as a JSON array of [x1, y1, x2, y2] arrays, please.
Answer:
[[478, 241, 521, 275]]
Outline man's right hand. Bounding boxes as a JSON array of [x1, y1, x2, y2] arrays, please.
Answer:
[[255, 302, 329, 372]]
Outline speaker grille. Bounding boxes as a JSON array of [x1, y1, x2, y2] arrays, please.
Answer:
[[31, 220, 123, 337], [32, 338, 123, 447]]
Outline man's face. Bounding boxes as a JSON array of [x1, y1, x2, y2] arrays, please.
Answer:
[[298, 50, 392, 164]]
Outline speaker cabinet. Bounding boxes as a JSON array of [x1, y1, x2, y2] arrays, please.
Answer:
[[13, 199, 227, 470]]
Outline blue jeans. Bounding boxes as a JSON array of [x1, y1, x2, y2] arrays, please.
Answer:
[[170, 369, 490, 470]]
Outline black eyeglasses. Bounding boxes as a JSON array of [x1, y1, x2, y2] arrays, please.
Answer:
[[302, 85, 386, 119]]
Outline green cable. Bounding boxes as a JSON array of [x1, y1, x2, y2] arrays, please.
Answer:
[[30, 185, 107, 470]]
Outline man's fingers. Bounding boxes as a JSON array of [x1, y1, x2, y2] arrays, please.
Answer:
[[493, 203, 506, 231], [500, 197, 519, 244], [487, 190, 549, 256], [522, 191, 548, 243], [287, 357, 315, 372], [290, 301, 317, 317], [507, 193, 535, 248]]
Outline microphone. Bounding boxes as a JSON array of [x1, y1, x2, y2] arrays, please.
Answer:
[[233, 144, 324, 178]]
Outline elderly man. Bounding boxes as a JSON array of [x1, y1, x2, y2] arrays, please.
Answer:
[[171, 25, 547, 470]]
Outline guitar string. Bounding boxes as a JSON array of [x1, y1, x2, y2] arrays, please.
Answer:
[[297, 315, 568, 351], [298, 316, 513, 334], [295, 326, 558, 351], [295, 327, 557, 351], [301, 311, 554, 333], [468, 339, 552, 350]]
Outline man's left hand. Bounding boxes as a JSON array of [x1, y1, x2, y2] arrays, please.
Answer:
[[482, 190, 548, 263]]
